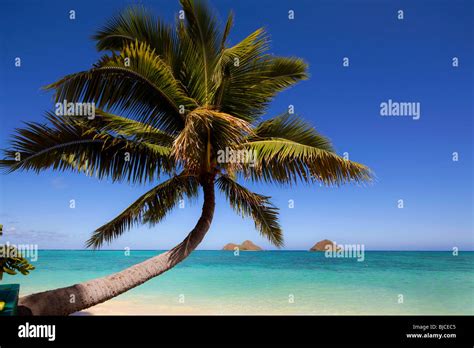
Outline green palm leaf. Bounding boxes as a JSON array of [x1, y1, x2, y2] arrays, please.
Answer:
[[215, 30, 308, 121], [251, 113, 333, 150], [216, 174, 283, 247], [93, 6, 178, 70], [86, 174, 198, 248], [71, 109, 176, 147], [179, 0, 222, 104], [45, 41, 195, 134], [242, 138, 371, 185], [0, 113, 174, 183]]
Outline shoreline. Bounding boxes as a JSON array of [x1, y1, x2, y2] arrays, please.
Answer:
[[72, 299, 470, 316]]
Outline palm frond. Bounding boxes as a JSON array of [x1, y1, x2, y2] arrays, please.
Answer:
[[93, 6, 179, 72], [179, 0, 222, 105], [70, 109, 176, 147], [86, 174, 198, 248], [258, 57, 308, 95], [216, 174, 283, 247], [241, 138, 372, 185], [0, 112, 174, 184], [212, 28, 269, 120], [220, 10, 234, 50], [251, 113, 333, 150], [45, 41, 195, 134], [214, 29, 308, 121]]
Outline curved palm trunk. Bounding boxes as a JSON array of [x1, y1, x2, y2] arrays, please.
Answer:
[[18, 177, 215, 316]]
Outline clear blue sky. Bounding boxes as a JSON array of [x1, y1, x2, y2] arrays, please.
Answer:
[[0, 0, 472, 250]]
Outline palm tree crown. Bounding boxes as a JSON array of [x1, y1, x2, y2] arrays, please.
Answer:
[[1, 0, 371, 250]]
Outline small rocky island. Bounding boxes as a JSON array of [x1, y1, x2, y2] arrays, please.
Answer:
[[223, 240, 263, 251], [310, 239, 342, 252]]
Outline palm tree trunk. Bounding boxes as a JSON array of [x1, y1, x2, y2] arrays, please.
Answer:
[[18, 176, 215, 316]]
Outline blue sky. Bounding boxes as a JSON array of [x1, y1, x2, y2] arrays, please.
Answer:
[[0, 0, 472, 250]]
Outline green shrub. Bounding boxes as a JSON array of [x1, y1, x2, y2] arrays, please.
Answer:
[[0, 245, 35, 280]]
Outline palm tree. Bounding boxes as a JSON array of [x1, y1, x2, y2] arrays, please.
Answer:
[[1, 0, 371, 315]]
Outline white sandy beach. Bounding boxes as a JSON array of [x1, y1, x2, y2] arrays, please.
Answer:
[[73, 300, 202, 316]]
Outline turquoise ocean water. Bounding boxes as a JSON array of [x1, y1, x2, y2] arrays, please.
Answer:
[[3, 250, 473, 315]]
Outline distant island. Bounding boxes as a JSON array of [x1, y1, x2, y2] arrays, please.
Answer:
[[310, 239, 342, 252], [223, 240, 263, 251]]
